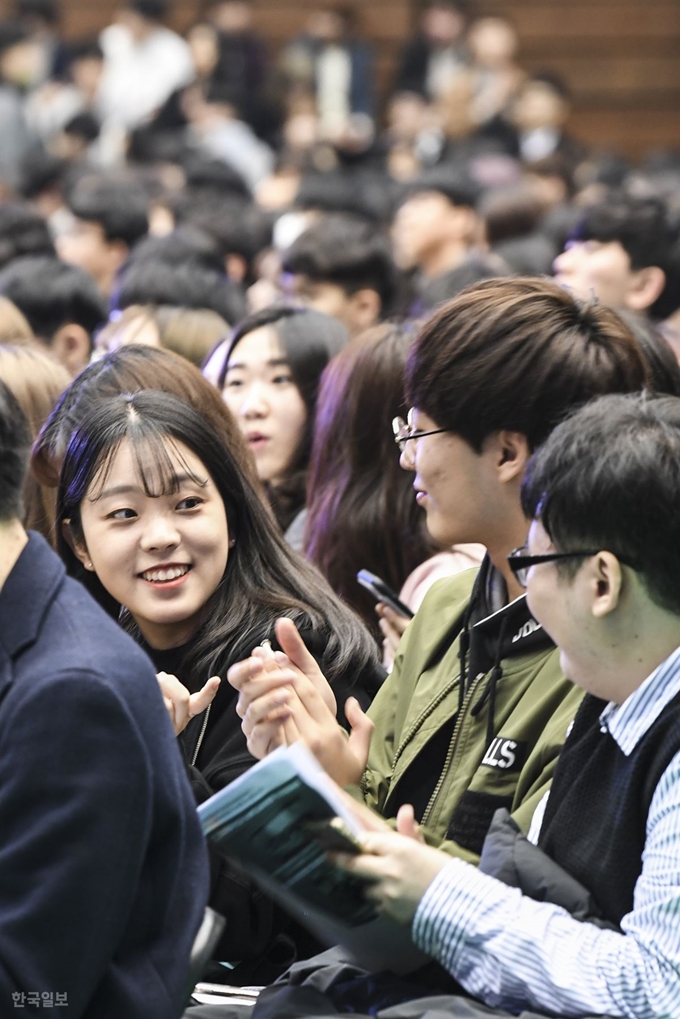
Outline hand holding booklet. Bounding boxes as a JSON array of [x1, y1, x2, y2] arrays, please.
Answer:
[[197, 742, 428, 973]]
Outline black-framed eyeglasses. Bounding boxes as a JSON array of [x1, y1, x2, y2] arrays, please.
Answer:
[[507, 546, 601, 588], [392, 409, 449, 453]]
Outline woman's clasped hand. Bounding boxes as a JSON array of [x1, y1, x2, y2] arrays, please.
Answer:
[[228, 616, 375, 787]]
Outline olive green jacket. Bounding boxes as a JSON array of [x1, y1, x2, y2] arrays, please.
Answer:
[[353, 569, 584, 864]]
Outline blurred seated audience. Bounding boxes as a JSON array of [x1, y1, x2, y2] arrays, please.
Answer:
[[418, 251, 510, 315], [115, 257, 245, 328], [0, 254, 106, 374], [97, 0, 194, 137], [393, 0, 469, 102], [467, 16, 524, 132], [391, 168, 482, 309], [280, 6, 375, 146], [511, 72, 585, 170], [174, 192, 273, 286], [0, 200, 55, 270], [95, 303, 229, 367], [0, 21, 40, 190], [282, 213, 396, 335], [182, 80, 274, 192], [553, 192, 680, 353], [24, 37, 104, 149], [58, 173, 150, 296]]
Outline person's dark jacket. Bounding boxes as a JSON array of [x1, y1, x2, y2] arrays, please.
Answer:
[[478, 809, 616, 928], [393, 35, 467, 99], [0, 533, 209, 1019]]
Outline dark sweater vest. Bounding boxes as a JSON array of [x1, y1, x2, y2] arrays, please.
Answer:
[[538, 688, 680, 926]]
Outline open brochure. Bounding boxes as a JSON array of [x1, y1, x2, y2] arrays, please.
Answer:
[[197, 742, 428, 974]]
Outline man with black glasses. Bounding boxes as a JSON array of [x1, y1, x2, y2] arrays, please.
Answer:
[[230, 278, 649, 869], [337, 392, 680, 1019]]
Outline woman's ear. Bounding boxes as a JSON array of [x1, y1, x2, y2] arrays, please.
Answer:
[[61, 518, 95, 571]]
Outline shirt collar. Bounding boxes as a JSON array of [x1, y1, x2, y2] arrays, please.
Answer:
[[600, 644, 680, 756]]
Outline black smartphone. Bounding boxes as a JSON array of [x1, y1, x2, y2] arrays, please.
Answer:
[[356, 570, 414, 619]]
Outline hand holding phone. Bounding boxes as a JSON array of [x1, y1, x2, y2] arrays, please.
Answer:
[[357, 570, 414, 619]]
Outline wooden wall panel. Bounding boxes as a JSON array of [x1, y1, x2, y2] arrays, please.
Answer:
[[0, 0, 678, 158]]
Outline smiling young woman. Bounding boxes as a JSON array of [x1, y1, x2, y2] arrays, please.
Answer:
[[56, 391, 382, 790], [55, 389, 383, 974]]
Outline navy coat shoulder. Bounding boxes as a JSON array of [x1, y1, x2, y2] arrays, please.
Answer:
[[0, 532, 209, 1018]]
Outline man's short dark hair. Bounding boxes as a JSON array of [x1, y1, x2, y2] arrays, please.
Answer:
[[283, 214, 396, 315], [0, 21, 30, 57], [128, 228, 226, 276], [0, 379, 31, 522], [521, 393, 680, 614], [15, 0, 59, 26], [0, 202, 55, 271], [406, 276, 649, 452], [575, 192, 680, 321], [401, 168, 482, 211], [419, 253, 510, 311], [295, 173, 386, 223], [0, 256, 106, 342], [64, 37, 104, 68], [19, 151, 68, 201], [67, 178, 149, 247], [182, 156, 250, 200], [128, 0, 169, 21], [116, 260, 246, 325], [176, 194, 272, 281]]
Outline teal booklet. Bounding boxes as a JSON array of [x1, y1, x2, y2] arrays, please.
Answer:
[[197, 743, 428, 973]]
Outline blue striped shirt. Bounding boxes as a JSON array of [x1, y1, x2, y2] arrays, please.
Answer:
[[412, 644, 680, 1018]]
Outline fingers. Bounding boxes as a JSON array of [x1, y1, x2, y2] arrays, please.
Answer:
[[376, 604, 411, 638], [241, 685, 293, 733], [345, 696, 374, 775], [188, 676, 221, 719], [234, 670, 296, 720], [274, 619, 337, 713], [395, 803, 424, 843], [162, 696, 176, 730], [246, 714, 299, 760], [274, 618, 319, 673], [334, 787, 392, 833]]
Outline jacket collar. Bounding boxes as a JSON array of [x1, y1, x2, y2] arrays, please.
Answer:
[[0, 531, 65, 661]]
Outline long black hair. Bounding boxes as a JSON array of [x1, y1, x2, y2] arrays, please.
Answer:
[[57, 390, 378, 688], [218, 305, 350, 530]]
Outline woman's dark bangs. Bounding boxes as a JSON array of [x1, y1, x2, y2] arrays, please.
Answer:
[[87, 417, 208, 501]]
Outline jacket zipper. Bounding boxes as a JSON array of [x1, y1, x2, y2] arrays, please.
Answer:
[[421, 671, 484, 829], [191, 703, 212, 767], [390, 677, 459, 775]]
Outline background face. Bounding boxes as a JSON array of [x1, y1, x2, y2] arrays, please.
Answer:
[[553, 239, 634, 309], [222, 325, 308, 484]]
